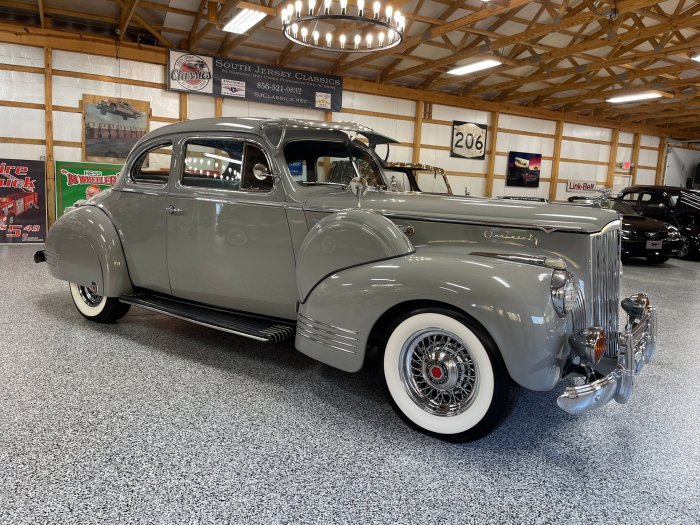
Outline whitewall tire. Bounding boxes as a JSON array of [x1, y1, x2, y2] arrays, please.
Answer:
[[382, 309, 519, 442], [69, 282, 130, 323]]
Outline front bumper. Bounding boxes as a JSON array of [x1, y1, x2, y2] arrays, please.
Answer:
[[557, 293, 656, 415]]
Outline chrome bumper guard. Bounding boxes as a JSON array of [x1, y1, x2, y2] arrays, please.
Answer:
[[557, 293, 657, 415]]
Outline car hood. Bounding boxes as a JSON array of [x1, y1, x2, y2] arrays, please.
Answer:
[[303, 190, 619, 233], [621, 214, 669, 233]]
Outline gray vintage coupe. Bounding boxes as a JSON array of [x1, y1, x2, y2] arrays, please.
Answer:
[[36, 118, 657, 442]]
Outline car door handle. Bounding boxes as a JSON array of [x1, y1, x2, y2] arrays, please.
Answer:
[[165, 205, 184, 215]]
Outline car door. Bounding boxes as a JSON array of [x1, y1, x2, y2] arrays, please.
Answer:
[[166, 134, 298, 320], [638, 191, 672, 222], [107, 140, 173, 295]]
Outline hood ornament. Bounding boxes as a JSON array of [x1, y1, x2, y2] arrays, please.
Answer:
[[348, 177, 368, 208]]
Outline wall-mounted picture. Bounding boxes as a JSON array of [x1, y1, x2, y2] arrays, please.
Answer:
[[0, 158, 47, 244], [55, 161, 122, 218], [82, 94, 150, 164], [450, 121, 487, 159], [506, 151, 542, 188]]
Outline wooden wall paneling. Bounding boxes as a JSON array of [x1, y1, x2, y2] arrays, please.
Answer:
[[631, 133, 641, 186], [606, 128, 620, 189], [44, 47, 55, 227], [412, 100, 423, 164], [485, 111, 499, 198], [215, 97, 223, 118], [179, 93, 188, 121], [549, 120, 564, 202], [655, 137, 668, 185]]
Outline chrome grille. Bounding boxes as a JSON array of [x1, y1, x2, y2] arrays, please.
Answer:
[[591, 226, 621, 357], [571, 286, 586, 332]]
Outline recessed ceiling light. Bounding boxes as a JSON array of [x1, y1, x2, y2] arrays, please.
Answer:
[[223, 8, 267, 34], [606, 91, 664, 104], [447, 59, 502, 76]]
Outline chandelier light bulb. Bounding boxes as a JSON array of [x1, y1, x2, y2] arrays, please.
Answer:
[[378, 31, 384, 46], [366, 33, 373, 48], [291, 22, 298, 37], [312, 30, 319, 44], [354, 34, 361, 49], [339, 34, 346, 48], [326, 32, 333, 47], [340, 0, 347, 14], [386, 6, 393, 21], [399, 15, 405, 30], [308, 0, 316, 14], [388, 29, 395, 42], [301, 26, 308, 41], [287, 3, 294, 16], [295, 0, 302, 17], [358, 0, 365, 16], [394, 10, 401, 23], [324, 0, 331, 14], [373, 1, 380, 18]]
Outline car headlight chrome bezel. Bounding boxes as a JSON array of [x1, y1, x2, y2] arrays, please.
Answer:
[[551, 269, 577, 317]]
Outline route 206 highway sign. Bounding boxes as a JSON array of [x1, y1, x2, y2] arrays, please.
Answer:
[[451, 121, 487, 160]]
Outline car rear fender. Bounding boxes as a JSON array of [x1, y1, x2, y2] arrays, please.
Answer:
[[45, 205, 132, 297]]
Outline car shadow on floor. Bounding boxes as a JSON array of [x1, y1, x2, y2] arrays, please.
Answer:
[[35, 291, 586, 456]]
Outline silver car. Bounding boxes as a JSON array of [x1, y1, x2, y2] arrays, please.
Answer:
[[36, 118, 657, 442]]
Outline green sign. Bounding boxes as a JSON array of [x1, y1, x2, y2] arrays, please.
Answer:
[[55, 161, 122, 218]]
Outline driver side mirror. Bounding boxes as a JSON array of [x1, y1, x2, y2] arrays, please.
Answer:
[[253, 163, 275, 181]]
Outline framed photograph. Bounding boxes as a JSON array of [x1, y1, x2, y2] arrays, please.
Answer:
[[506, 151, 542, 188], [450, 121, 487, 160], [82, 94, 150, 164]]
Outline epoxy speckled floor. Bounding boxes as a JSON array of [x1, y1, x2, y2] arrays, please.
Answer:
[[1, 245, 699, 524]]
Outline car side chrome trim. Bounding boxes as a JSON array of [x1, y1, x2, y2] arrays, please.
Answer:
[[470, 252, 567, 269], [297, 329, 357, 354]]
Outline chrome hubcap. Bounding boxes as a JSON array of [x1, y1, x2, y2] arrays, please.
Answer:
[[399, 329, 479, 417], [78, 284, 103, 307]]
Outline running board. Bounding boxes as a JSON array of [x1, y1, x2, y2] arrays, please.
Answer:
[[119, 292, 295, 343]]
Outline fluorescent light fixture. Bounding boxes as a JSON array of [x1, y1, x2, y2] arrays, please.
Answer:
[[447, 59, 502, 76], [606, 91, 664, 103], [222, 8, 267, 34], [692, 54, 700, 63]]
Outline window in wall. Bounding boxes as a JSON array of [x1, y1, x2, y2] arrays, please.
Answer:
[[131, 142, 172, 183], [182, 139, 272, 192]]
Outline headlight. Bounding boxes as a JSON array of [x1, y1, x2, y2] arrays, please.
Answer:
[[667, 226, 681, 237], [621, 229, 634, 240], [551, 270, 577, 317]]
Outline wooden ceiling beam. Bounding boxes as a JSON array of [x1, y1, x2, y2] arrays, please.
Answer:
[[113, 0, 170, 46], [379, 0, 660, 84], [37, 0, 45, 28], [118, 0, 141, 42]]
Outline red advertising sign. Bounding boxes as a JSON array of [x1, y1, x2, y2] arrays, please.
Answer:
[[0, 159, 47, 244]]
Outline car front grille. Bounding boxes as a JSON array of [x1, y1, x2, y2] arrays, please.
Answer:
[[590, 226, 621, 357], [645, 231, 667, 239]]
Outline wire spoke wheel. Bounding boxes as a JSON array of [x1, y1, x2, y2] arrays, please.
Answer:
[[400, 329, 479, 417]]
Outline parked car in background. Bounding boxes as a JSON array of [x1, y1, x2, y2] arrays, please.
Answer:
[[36, 118, 658, 442], [617, 186, 700, 259], [382, 162, 453, 195], [568, 195, 685, 263]]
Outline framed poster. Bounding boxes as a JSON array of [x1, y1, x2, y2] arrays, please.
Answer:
[[55, 161, 121, 218], [82, 94, 150, 164], [167, 49, 343, 111], [451, 121, 487, 160], [0, 158, 47, 244], [506, 151, 542, 188]]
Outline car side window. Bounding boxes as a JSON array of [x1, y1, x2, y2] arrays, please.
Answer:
[[182, 139, 272, 192], [640, 192, 666, 208], [621, 192, 639, 202], [131, 142, 172, 184]]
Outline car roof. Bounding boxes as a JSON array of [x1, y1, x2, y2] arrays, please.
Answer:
[[621, 185, 700, 195], [141, 117, 398, 145]]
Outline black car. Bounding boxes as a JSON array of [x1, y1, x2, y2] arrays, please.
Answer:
[[617, 185, 700, 259], [568, 195, 686, 264]]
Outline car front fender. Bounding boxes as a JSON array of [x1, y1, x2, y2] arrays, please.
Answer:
[[44, 205, 132, 297], [296, 245, 568, 391]]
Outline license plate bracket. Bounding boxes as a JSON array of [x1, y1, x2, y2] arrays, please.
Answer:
[[646, 240, 663, 249]]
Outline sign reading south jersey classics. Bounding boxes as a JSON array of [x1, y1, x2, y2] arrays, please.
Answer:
[[167, 49, 343, 112]]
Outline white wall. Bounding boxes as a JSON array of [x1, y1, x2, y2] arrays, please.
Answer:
[[0, 42, 666, 201], [666, 143, 700, 188]]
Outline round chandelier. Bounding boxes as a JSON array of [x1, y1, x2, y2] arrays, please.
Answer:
[[281, 0, 406, 53]]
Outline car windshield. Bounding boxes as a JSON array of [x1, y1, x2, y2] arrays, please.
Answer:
[[284, 140, 385, 188], [607, 200, 640, 216]]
